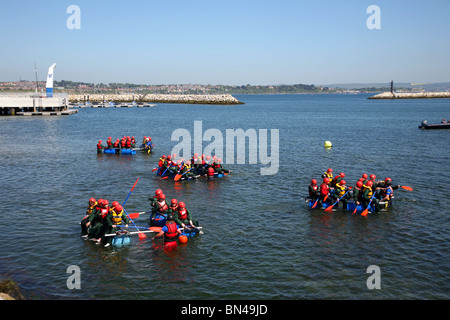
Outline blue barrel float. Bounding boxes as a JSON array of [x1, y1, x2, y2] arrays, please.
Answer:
[[103, 148, 136, 155], [111, 233, 131, 247]]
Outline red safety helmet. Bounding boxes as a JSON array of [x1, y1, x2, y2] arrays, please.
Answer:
[[370, 174, 376, 180], [311, 179, 317, 185], [159, 194, 166, 200], [327, 168, 333, 173], [323, 177, 330, 184], [178, 202, 185, 208], [171, 199, 178, 206], [362, 173, 368, 179], [340, 180, 346, 185], [356, 181, 363, 188], [340, 172, 345, 178], [115, 204, 123, 212], [89, 197, 96, 203], [366, 181, 373, 187]]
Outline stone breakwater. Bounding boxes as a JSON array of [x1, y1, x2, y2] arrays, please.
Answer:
[[368, 92, 450, 99], [68, 94, 244, 105]]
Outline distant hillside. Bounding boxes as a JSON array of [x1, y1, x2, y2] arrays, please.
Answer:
[[323, 82, 450, 91]]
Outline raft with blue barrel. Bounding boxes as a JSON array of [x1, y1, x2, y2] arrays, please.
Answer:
[[156, 167, 227, 181], [305, 197, 391, 213], [103, 148, 136, 155]]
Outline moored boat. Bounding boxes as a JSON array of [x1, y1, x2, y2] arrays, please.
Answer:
[[418, 120, 450, 129]]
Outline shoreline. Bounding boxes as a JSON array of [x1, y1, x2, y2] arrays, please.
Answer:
[[368, 92, 450, 99], [69, 93, 245, 105]]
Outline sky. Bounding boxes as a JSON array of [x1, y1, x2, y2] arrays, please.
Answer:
[[0, 0, 449, 85]]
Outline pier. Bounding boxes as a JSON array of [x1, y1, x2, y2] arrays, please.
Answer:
[[368, 91, 450, 99], [0, 93, 77, 116], [69, 93, 245, 105]]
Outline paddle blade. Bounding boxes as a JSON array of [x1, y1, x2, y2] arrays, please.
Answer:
[[138, 232, 147, 240], [311, 201, 318, 209], [361, 208, 369, 217], [324, 205, 333, 212], [149, 226, 162, 233], [352, 207, 357, 214], [128, 212, 140, 219], [401, 185, 413, 191], [174, 174, 182, 182], [151, 168, 158, 172], [161, 176, 169, 179]]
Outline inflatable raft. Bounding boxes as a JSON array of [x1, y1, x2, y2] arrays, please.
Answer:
[[305, 197, 391, 213]]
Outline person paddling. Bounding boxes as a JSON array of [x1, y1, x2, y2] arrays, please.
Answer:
[[150, 193, 170, 226], [319, 177, 331, 207]]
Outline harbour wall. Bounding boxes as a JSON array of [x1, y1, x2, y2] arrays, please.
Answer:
[[368, 92, 450, 99], [69, 93, 245, 105]]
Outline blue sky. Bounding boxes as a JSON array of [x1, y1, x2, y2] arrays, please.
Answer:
[[0, 0, 449, 85]]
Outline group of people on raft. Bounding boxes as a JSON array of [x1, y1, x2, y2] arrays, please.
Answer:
[[80, 188, 199, 250], [96, 136, 154, 153], [156, 153, 230, 180], [149, 188, 200, 251], [81, 198, 130, 247], [308, 168, 400, 212]]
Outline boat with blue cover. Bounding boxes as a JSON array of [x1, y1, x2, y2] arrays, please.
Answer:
[[103, 148, 136, 155], [156, 166, 228, 181]]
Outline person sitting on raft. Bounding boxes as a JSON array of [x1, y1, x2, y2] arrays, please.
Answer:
[[97, 140, 104, 153], [81, 198, 97, 235], [331, 180, 350, 211], [172, 201, 199, 229], [87, 199, 110, 243], [152, 214, 182, 252], [178, 160, 197, 180], [308, 179, 320, 202], [352, 180, 363, 208], [318, 177, 331, 207], [211, 158, 229, 175], [361, 180, 381, 212], [322, 168, 333, 181], [104, 203, 129, 247], [150, 193, 170, 226]]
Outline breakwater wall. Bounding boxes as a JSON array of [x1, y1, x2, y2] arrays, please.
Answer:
[[68, 94, 244, 105], [368, 92, 450, 99]]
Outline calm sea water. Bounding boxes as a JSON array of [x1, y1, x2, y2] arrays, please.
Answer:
[[0, 93, 449, 300]]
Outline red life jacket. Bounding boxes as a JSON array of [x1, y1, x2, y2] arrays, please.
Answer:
[[99, 207, 108, 219], [121, 140, 126, 147], [177, 208, 188, 220], [126, 140, 132, 148], [157, 200, 168, 213], [97, 143, 102, 150], [309, 184, 318, 197], [320, 183, 329, 196], [164, 222, 178, 242], [113, 141, 120, 148], [107, 140, 112, 147], [207, 167, 215, 176]]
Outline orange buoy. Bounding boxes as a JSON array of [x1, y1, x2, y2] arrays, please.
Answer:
[[179, 235, 188, 243]]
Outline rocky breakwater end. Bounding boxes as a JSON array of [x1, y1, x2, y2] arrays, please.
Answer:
[[368, 92, 450, 99], [69, 94, 244, 105]]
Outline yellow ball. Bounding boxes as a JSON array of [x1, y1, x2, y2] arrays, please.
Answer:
[[324, 141, 332, 148]]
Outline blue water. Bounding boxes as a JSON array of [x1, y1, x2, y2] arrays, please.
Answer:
[[0, 93, 449, 299]]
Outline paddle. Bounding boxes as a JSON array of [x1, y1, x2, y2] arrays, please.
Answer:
[[400, 185, 413, 191], [361, 193, 376, 217], [123, 207, 146, 240], [173, 161, 185, 182], [175, 167, 193, 182], [324, 190, 350, 212], [127, 211, 146, 219], [121, 178, 146, 239], [161, 163, 174, 179], [311, 197, 320, 209]]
